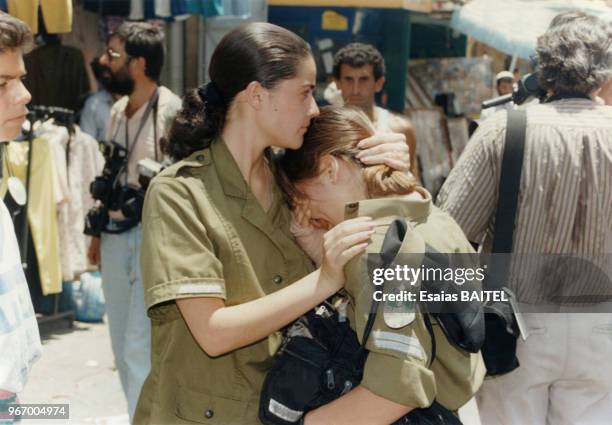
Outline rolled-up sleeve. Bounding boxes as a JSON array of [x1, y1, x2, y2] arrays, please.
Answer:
[[344, 242, 436, 408], [360, 314, 436, 408], [140, 177, 225, 318]]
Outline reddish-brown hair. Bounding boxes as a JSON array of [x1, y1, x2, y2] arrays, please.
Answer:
[[278, 106, 418, 203]]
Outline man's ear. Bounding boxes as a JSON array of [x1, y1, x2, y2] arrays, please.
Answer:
[[374, 76, 385, 93], [130, 56, 147, 77], [244, 81, 266, 110], [320, 155, 340, 183]]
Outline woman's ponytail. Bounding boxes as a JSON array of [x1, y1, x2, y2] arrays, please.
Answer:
[[162, 82, 226, 161], [361, 165, 418, 198]]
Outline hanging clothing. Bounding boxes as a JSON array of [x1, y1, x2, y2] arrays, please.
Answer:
[[1, 139, 62, 295], [37, 122, 70, 206], [7, 0, 72, 34], [58, 127, 104, 281], [155, 0, 171, 17], [24, 44, 90, 111], [83, 0, 130, 16], [143, 0, 154, 19], [129, 0, 144, 20], [143, 0, 171, 20], [37, 122, 104, 281]]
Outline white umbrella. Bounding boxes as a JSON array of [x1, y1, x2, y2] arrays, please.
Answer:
[[451, 0, 612, 59]]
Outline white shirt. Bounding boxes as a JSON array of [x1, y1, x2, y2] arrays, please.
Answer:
[[374, 106, 392, 132], [0, 197, 42, 393], [106, 86, 182, 187]]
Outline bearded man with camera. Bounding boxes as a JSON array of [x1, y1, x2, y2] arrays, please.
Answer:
[[85, 21, 181, 422]]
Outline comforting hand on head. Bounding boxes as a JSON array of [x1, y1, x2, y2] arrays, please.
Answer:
[[356, 131, 410, 171]]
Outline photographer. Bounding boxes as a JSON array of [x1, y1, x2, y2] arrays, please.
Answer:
[[85, 22, 181, 421], [437, 12, 612, 424]]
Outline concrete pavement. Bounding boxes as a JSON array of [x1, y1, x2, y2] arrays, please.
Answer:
[[19, 318, 128, 425]]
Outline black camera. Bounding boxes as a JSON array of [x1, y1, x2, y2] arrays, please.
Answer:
[[85, 142, 164, 235], [90, 141, 128, 211], [119, 158, 165, 222], [482, 56, 546, 110], [481, 72, 545, 110], [84, 205, 109, 237]]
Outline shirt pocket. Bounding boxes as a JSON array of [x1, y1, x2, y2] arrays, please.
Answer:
[[174, 385, 248, 425]]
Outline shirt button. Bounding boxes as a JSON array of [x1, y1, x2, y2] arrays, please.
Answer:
[[204, 409, 214, 419], [273, 275, 283, 285], [196, 154, 205, 161]]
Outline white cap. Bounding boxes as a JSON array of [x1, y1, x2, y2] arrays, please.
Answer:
[[496, 71, 515, 81]]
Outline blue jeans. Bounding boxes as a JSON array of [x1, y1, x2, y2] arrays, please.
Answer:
[[100, 224, 150, 422]]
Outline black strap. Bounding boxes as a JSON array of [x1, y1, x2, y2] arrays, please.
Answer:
[[361, 218, 407, 346], [153, 94, 159, 162], [359, 219, 439, 368], [486, 109, 527, 290], [423, 314, 436, 367], [125, 88, 160, 164], [111, 88, 160, 184]]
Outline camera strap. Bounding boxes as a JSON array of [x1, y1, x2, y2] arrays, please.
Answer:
[[125, 87, 160, 162], [115, 88, 160, 184]]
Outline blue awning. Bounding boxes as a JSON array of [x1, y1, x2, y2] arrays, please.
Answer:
[[451, 0, 612, 59]]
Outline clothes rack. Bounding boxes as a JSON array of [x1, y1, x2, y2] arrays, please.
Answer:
[[10, 105, 77, 327]]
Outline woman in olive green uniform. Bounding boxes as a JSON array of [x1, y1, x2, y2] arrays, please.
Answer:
[[135, 23, 410, 424], [279, 106, 486, 424]]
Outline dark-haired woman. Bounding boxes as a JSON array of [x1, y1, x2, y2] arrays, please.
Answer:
[[134, 22, 411, 424]]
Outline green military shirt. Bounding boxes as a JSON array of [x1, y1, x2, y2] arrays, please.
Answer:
[[343, 192, 486, 411], [134, 139, 314, 424]]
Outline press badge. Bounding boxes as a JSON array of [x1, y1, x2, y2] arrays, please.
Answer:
[[383, 282, 417, 328]]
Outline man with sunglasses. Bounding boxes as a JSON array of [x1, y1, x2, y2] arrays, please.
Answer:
[[87, 22, 181, 421]]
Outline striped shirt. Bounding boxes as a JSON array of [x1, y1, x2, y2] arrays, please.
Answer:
[[437, 99, 612, 303]]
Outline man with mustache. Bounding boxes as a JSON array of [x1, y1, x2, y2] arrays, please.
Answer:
[[0, 11, 42, 422], [86, 21, 181, 422], [333, 43, 419, 180]]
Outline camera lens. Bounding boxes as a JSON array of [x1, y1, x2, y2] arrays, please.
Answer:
[[90, 177, 110, 201]]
